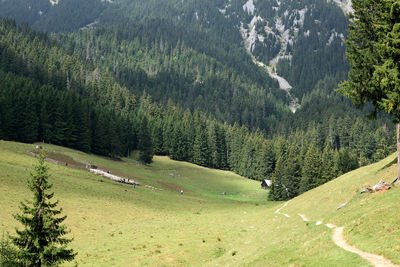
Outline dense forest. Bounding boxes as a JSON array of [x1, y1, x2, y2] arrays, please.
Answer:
[[0, 0, 353, 131], [0, 19, 395, 200], [0, 0, 396, 201]]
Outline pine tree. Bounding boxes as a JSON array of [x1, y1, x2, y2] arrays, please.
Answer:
[[138, 116, 154, 164], [268, 156, 285, 201], [254, 140, 275, 180], [11, 152, 76, 266], [152, 119, 164, 155], [338, 0, 400, 180], [0, 235, 18, 266], [282, 144, 301, 199], [170, 124, 188, 161], [192, 120, 210, 167], [321, 141, 335, 182], [300, 144, 323, 193], [338, 148, 358, 174]]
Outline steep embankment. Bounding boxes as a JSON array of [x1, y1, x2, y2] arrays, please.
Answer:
[[280, 153, 400, 266]]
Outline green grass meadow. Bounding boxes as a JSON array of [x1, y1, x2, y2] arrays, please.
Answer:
[[0, 140, 399, 266]]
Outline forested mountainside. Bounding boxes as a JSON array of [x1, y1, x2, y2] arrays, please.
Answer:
[[0, 0, 351, 131], [0, 0, 108, 33], [0, 19, 138, 157], [221, 0, 350, 99], [0, 18, 395, 201], [0, 0, 397, 200], [59, 21, 288, 131]]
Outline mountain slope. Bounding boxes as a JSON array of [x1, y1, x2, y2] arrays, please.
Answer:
[[0, 0, 350, 129], [221, 0, 349, 101], [0, 0, 108, 32], [0, 141, 399, 266]]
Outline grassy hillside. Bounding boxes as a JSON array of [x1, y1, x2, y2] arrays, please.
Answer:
[[0, 141, 399, 266]]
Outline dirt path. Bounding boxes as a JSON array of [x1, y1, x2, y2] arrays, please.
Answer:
[[276, 202, 399, 267], [332, 227, 399, 267], [274, 201, 290, 217]]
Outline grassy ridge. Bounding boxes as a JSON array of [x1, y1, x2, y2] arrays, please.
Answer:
[[0, 141, 398, 266], [284, 154, 400, 264]]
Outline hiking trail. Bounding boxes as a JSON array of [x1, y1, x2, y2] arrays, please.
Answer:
[[275, 202, 399, 267]]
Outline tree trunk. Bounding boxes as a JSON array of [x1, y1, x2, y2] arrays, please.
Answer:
[[397, 123, 400, 181]]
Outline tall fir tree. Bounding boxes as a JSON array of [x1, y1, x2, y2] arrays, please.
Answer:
[[170, 123, 188, 161], [193, 121, 210, 167], [11, 152, 76, 266], [282, 144, 302, 199], [300, 144, 323, 193], [338, 0, 400, 181], [321, 140, 336, 182], [138, 116, 154, 164], [268, 156, 286, 201]]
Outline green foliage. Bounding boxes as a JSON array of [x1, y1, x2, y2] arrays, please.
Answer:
[[0, 18, 396, 201], [0, 0, 107, 33], [269, 157, 286, 201], [0, 234, 18, 267], [11, 152, 76, 266], [300, 145, 323, 193], [193, 120, 211, 167], [138, 117, 154, 164], [60, 18, 287, 131], [338, 0, 400, 121]]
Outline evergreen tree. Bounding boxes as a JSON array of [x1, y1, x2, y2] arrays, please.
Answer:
[[373, 137, 389, 162], [193, 120, 210, 167], [282, 144, 301, 199], [152, 119, 164, 155], [11, 152, 76, 266], [138, 116, 154, 164], [337, 148, 358, 174], [214, 124, 228, 170], [300, 145, 323, 193], [170, 124, 188, 161], [338, 0, 400, 180], [268, 156, 286, 201], [321, 141, 336, 182], [0, 236, 18, 266]]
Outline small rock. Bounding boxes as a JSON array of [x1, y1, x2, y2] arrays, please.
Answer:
[[336, 202, 347, 211]]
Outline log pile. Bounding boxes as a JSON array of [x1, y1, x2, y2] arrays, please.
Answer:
[[89, 169, 140, 186], [361, 180, 391, 194]]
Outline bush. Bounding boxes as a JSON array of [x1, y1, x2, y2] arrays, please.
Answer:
[[0, 234, 19, 267]]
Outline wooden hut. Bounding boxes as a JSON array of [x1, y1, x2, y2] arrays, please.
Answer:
[[261, 179, 272, 189]]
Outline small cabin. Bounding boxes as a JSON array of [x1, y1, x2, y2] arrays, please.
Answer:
[[261, 179, 272, 189]]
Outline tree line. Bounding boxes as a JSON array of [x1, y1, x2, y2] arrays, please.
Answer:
[[0, 18, 395, 200]]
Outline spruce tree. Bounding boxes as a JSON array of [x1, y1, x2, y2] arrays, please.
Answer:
[[338, 0, 400, 180], [321, 141, 336, 182], [282, 144, 301, 199], [300, 145, 323, 193], [170, 124, 188, 161], [268, 156, 285, 201], [11, 152, 76, 266], [192, 121, 210, 167], [138, 116, 154, 164], [215, 125, 228, 170]]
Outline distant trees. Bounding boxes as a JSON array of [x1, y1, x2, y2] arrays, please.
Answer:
[[62, 17, 287, 131], [0, 18, 396, 202], [193, 120, 210, 167], [11, 152, 76, 266], [300, 145, 323, 193], [138, 116, 154, 164]]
